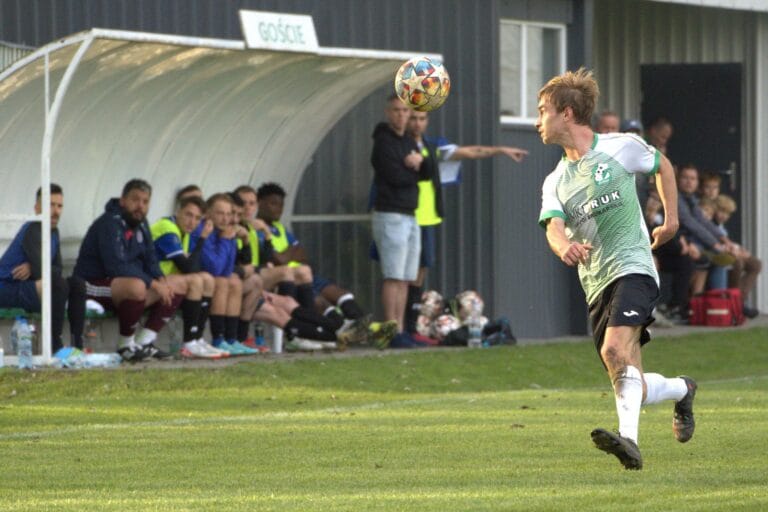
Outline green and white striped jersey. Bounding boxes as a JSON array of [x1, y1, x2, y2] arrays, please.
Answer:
[[538, 133, 661, 305]]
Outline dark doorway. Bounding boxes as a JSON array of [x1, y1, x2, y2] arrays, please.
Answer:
[[641, 63, 742, 241]]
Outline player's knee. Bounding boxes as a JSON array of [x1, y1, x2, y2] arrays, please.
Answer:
[[186, 273, 203, 293], [600, 344, 623, 370], [229, 276, 243, 294], [201, 272, 215, 292], [114, 278, 147, 301], [294, 265, 312, 283], [276, 266, 292, 281]]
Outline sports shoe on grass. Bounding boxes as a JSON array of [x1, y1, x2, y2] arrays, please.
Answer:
[[141, 343, 172, 360], [197, 339, 230, 357], [336, 315, 372, 350], [226, 340, 259, 355], [285, 338, 324, 352], [368, 320, 398, 350], [591, 428, 643, 470], [181, 340, 223, 360], [212, 337, 239, 356], [317, 341, 337, 351], [673, 376, 697, 443], [242, 337, 272, 353], [117, 345, 146, 363]]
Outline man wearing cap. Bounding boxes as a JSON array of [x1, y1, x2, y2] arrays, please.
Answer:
[[621, 119, 643, 135]]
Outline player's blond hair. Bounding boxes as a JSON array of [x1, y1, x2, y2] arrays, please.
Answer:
[[538, 68, 599, 126], [715, 194, 737, 214]]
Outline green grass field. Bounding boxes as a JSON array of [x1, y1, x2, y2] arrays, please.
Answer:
[[1, 328, 767, 511]]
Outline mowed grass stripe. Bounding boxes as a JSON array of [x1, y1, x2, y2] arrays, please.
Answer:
[[2, 382, 765, 512], [2, 369, 766, 440], [0, 328, 766, 511]]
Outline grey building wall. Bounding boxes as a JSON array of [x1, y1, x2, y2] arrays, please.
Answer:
[[0, 0, 587, 337]]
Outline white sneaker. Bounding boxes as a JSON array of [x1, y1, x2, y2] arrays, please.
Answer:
[[181, 340, 222, 359], [317, 341, 338, 351], [197, 339, 231, 357], [285, 338, 324, 352]]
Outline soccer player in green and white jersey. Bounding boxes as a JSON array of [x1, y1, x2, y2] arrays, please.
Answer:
[[536, 68, 697, 470]]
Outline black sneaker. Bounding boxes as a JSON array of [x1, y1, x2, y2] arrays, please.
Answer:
[[336, 315, 372, 351], [117, 346, 146, 363], [673, 376, 697, 443], [141, 343, 172, 360], [743, 306, 759, 319], [591, 428, 643, 470]]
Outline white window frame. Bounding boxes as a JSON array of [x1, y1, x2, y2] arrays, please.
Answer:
[[499, 20, 567, 125]]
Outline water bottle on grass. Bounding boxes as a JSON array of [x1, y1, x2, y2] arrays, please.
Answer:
[[13, 317, 34, 369], [467, 312, 483, 349]]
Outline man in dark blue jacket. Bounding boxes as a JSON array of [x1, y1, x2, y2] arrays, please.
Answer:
[[74, 179, 186, 361], [0, 184, 86, 352]]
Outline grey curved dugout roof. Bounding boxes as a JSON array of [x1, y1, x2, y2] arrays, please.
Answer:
[[0, 28, 439, 244]]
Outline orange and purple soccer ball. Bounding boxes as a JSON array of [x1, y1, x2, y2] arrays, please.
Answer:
[[394, 56, 451, 112]]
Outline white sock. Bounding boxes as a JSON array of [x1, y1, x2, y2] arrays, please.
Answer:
[[136, 328, 158, 346], [614, 365, 643, 444], [337, 293, 354, 306], [323, 306, 336, 317], [118, 335, 136, 350], [643, 373, 688, 405]]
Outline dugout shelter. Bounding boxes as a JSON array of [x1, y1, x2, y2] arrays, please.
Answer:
[[0, 24, 439, 361]]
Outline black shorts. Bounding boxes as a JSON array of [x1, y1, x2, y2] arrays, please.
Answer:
[[588, 273, 659, 355]]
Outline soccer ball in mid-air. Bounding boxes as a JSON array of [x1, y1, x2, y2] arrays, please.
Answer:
[[394, 56, 451, 112]]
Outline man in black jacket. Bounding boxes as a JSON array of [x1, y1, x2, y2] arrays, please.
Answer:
[[370, 94, 424, 342], [74, 179, 186, 361]]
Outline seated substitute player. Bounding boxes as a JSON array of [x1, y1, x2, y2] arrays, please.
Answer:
[[187, 193, 258, 355], [191, 193, 340, 352], [234, 185, 365, 350], [0, 184, 86, 352], [151, 196, 226, 359], [229, 192, 275, 352], [536, 68, 697, 470], [255, 182, 316, 309], [234, 184, 297, 296], [74, 179, 186, 361]]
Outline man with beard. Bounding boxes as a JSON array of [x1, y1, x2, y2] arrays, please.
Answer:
[[74, 179, 186, 362], [0, 184, 86, 352]]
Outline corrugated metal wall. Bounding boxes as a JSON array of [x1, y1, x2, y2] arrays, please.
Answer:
[[592, 0, 752, 118], [0, 40, 32, 72], [492, 0, 590, 338]]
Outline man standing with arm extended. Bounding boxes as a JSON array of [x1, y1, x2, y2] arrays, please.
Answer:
[[536, 68, 697, 470], [404, 110, 528, 333], [370, 94, 424, 345]]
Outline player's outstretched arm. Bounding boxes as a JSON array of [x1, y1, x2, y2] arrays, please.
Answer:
[[651, 154, 679, 249], [450, 145, 528, 162], [545, 217, 592, 266]]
